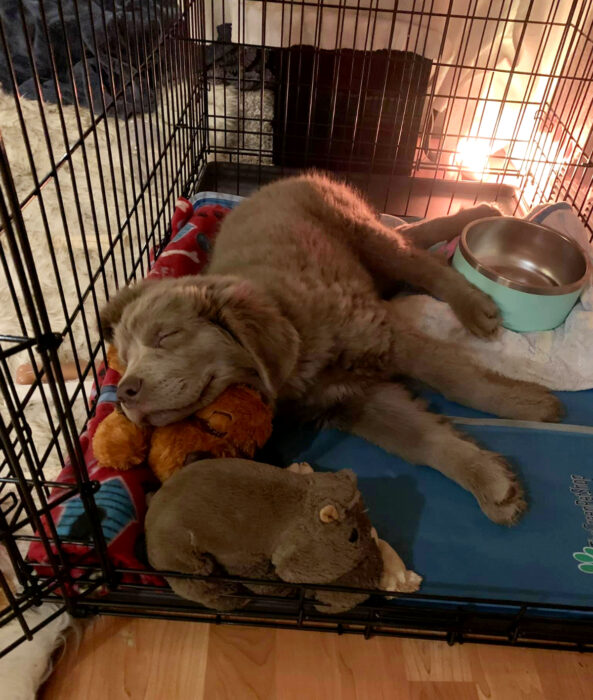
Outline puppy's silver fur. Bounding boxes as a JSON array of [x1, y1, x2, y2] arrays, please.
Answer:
[[101, 174, 563, 525]]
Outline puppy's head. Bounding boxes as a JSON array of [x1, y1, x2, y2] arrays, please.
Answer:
[[100, 275, 299, 426]]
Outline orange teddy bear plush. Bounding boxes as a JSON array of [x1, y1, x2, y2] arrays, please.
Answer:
[[92, 346, 274, 483]]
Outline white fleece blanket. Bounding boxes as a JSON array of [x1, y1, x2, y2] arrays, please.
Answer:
[[382, 204, 593, 392]]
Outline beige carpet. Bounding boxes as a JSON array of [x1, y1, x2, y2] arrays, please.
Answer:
[[0, 90, 159, 484], [0, 82, 273, 495]]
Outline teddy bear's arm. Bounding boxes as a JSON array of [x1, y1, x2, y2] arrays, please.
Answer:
[[92, 410, 150, 470]]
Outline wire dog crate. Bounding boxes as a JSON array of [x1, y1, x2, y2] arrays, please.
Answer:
[[2, 0, 593, 658]]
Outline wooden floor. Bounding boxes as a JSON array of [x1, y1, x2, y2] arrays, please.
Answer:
[[41, 616, 593, 700]]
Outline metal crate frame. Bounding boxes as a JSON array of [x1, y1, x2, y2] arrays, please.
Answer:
[[2, 0, 593, 657]]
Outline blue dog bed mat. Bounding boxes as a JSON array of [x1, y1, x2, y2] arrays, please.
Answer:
[[268, 389, 593, 614], [196, 190, 593, 615]]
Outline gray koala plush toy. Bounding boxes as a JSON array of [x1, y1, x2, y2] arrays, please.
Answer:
[[145, 458, 421, 613]]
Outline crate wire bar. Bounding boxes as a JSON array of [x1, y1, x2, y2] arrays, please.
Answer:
[[2, 0, 593, 656]]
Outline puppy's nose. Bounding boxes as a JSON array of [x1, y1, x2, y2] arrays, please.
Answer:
[[117, 376, 143, 403]]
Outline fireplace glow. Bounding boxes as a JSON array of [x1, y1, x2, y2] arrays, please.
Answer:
[[452, 137, 493, 178]]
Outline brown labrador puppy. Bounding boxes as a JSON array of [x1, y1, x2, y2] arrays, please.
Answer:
[[101, 174, 563, 525]]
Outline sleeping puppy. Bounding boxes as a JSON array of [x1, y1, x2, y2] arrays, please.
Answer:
[[101, 174, 563, 525]]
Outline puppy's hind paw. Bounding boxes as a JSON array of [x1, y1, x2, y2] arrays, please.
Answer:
[[498, 381, 565, 423], [474, 453, 528, 526]]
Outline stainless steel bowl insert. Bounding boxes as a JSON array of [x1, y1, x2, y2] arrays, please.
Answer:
[[458, 217, 590, 296]]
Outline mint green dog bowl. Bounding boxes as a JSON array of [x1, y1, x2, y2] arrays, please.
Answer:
[[453, 217, 590, 332]]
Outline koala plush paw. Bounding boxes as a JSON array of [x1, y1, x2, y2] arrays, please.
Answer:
[[381, 567, 423, 594], [371, 528, 422, 596], [287, 462, 314, 475]]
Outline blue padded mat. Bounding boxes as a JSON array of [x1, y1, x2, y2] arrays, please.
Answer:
[[200, 190, 593, 611], [269, 390, 593, 610]]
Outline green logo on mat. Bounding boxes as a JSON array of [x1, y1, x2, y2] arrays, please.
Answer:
[[573, 547, 593, 574]]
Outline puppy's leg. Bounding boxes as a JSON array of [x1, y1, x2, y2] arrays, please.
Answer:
[[302, 174, 500, 250], [300, 175, 502, 336], [394, 204, 501, 249], [384, 247, 501, 337], [388, 320, 563, 423], [332, 383, 526, 525]]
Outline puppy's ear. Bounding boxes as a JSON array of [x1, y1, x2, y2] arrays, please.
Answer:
[[100, 280, 153, 341], [214, 280, 300, 396]]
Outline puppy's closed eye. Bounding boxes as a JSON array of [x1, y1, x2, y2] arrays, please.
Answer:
[[154, 330, 182, 348]]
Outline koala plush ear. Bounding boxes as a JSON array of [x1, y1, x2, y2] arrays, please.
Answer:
[[319, 504, 341, 523], [337, 469, 358, 486], [334, 470, 360, 506], [99, 280, 154, 341], [213, 279, 300, 396], [314, 470, 360, 523]]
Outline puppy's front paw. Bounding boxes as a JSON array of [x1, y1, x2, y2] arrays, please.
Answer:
[[451, 286, 501, 338]]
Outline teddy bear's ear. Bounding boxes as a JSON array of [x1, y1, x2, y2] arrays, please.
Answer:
[[100, 280, 154, 341]]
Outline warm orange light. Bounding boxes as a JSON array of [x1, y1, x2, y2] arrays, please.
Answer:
[[453, 137, 492, 176]]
